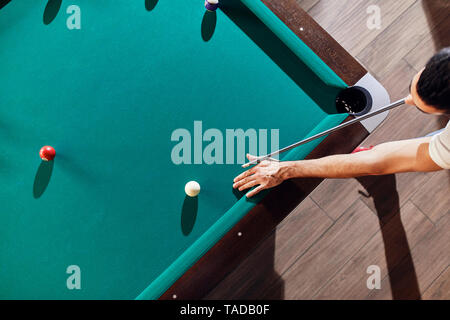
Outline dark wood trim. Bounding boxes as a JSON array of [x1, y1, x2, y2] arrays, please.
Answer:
[[261, 0, 367, 86], [159, 0, 370, 300]]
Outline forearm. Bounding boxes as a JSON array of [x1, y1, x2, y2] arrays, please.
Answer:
[[281, 137, 442, 179], [282, 153, 377, 179]]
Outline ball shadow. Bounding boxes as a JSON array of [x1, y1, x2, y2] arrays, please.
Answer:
[[181, 195, 198, 236], [145, 0, 159, 11], [43, 0, 62, 25], [0, 0, 11, 10], [33, 160, 54, 199], [201, 10, 217, 42]]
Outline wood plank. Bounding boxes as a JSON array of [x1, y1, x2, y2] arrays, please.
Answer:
[[205, 234, 282, 300], [295, 0, 319, 12], [306, 0, 366, 32], [360, 98, 446, 149], [315, 201, 433, 299], [404, 13, 450, 71], [357, 0, 449, 79], [410, 170, 450, 223], [307, 0, 416, 57], [311, 171, 431, 224], [368, 214, 450, 299], [375, 58, 418, 102], [205, 198, 333, 299], [404, 35, 437, 72], [272, 197, 333, 274], [364, 107, 445, 144], [356, 173, 431, 224], [310, 178, 364, 221], [262, 200, 379, 299], [423, 266, 450, 300], [421, 0, 450, 48]]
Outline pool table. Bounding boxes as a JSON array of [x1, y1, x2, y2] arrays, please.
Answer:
[[0, 0, 389, 299]]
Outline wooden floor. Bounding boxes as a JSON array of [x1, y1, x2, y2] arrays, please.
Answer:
[[206, 0, 450, 300]]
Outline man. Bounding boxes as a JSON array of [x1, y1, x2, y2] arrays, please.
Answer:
[[233, 48, 450, 198]]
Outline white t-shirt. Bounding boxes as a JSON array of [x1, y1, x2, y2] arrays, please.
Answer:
[[429, 121, 450, 169]]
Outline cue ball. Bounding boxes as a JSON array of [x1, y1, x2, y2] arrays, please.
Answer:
[[185, 181, 201, 197], [39, 146, 56, 161]]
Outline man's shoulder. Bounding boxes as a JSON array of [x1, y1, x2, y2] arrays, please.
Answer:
[[440, 120, 450, 141], [429, 119, 450, 169]]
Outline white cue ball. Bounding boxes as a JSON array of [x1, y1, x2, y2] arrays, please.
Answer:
[[185, 181, 201, 197]]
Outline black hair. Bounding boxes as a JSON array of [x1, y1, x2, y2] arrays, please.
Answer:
[[416, 47, 450, 112]]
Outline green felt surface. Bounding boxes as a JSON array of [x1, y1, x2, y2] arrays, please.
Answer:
[[0, 0, 347, 299]]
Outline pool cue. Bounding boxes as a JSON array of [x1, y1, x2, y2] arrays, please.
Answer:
[[244, 98, 406, 167]]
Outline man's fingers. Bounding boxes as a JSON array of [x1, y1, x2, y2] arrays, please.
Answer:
[[246, 185, 265, 198], [233, 176, 252, 189], [233, 167, 257, 183], [237, 180, 260, 192], [242, 154, 260, 168]]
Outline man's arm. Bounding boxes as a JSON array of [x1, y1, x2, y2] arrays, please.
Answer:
[[287, 137, 443, 177], [233, 137, 443, 197]]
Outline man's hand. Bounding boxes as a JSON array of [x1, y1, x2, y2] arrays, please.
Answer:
[[233, 154, 288, 198]]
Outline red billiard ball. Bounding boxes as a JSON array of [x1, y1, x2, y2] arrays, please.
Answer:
[[39, 146, 56, 161]]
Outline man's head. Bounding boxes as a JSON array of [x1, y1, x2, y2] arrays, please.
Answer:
[[406, 47, 450, 114]]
